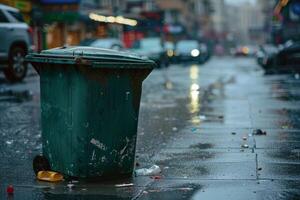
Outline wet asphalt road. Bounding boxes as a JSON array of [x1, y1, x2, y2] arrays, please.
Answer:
[[1, 57, 300, 199]]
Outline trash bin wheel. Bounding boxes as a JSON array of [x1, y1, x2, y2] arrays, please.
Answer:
[[33, 155, 51, 175]]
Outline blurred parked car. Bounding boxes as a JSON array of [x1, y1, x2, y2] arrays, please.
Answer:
[[175, 40, 209, 64], [259, 41, 300, 73], [0, 4, 34, 82], [277, 41, 300, 66], [234, 45, 257, 57], [130, 37, 169, 68], [80, 38, 123, 50], [256, 44, 278, 68]]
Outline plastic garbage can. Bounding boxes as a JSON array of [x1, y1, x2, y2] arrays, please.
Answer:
[[26, 46, 155, 178]]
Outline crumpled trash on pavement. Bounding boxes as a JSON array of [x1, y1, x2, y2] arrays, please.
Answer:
[[150, 175, 162, 180], [67, 183, 75, 190], [6, 185, 14, 195], [115, 183, 134, 187], [253, 129, 267, 135], [37, 171, 63, 182], [199, 115, 206, 121], [135, 165, 161, 176], [164, 80, 173, 90]]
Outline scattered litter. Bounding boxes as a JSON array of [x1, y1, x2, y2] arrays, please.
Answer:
[[241, 144, 249, 148], [164, 80, 173, 90], [67, 183, 74, 189], [199, 115, 206, 120], [81, 188, 87, 191], [143, 191, 149, 194], [253, 129, 267, 135], [71, 180, 79, 183], [191, 127, 198, 132], [135, 165, 161, 176], [164, 166, 169, 169], [136, 162, 140, 167], [231, 132, 236, 135], [6, 140, 13, 145], [172, 127, 178, 132], [150, 175, 162, 180], [242, 136, 247, 140], [37, 171, 63, 182], [115, 183, 134, 187], [218, 115, 224, 119], [257, 167, 262, 171], [6, 185, 14, 195], [178, 187, 193, 191]]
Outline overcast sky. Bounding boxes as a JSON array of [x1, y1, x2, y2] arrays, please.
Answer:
[[225, 0, 257, 5]]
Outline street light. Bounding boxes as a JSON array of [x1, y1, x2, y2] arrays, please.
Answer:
[[89, 13, 138, 26]]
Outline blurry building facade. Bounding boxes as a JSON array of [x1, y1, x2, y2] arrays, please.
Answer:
[[1, 0, 281, 50], [226, 1, 265, 45], [258, 0, 277, 43]]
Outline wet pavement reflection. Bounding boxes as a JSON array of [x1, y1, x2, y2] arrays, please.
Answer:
[[1, 58, 300, 199]]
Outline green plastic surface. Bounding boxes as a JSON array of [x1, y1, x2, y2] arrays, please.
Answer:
[[27, 47, 154, 178], [26, 46, 155, 68]]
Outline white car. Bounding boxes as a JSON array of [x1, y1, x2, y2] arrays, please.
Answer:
[[0, 4, 33, 82], [80, 38, 124, 50]]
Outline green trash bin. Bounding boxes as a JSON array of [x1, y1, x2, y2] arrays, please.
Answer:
[[26, 46, 155, 179]]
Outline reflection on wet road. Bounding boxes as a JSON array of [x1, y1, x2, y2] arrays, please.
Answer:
[[1, 57, 300, 199]]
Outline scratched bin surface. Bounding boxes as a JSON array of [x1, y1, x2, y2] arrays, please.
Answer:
[[26, 46, 154, 178]]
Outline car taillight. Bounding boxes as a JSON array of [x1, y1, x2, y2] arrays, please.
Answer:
[[27, 26, 33, 35], [27, 27, 34, 41], [27, 27, 36, 52]]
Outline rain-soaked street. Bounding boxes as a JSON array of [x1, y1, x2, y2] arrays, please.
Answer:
[[1, 57, 300, 199]]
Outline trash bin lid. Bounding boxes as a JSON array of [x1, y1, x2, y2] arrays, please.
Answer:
[[26, 46, 156, 69]]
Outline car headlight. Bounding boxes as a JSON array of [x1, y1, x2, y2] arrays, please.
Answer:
[[167, 49, 174, 57], [191, 49, 200, 57]]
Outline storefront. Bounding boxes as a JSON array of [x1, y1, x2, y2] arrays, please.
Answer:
[[0, 0, 32, 23], [37, 1, 80, 49]]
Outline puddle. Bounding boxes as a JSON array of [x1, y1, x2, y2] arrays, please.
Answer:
[[189, 143, 213, 149], [142, 183, 201, 200]]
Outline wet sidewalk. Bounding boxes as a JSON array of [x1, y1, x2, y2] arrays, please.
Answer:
[[0, 58, 300, 199]]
